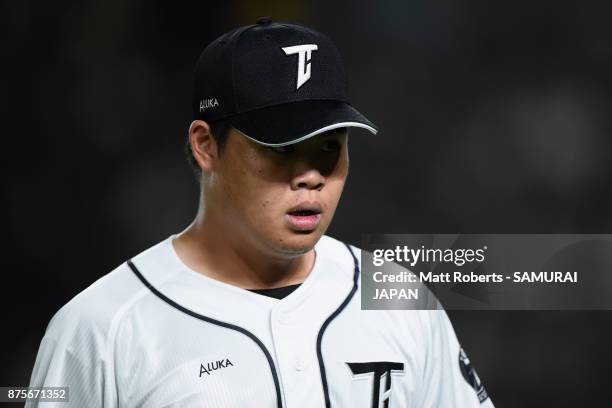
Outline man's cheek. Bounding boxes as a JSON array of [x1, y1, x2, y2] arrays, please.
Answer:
[[245, 199, 278, 222]]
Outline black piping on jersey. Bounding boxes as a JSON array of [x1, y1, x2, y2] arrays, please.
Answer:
[[316, 243, 360, 408], [126, 260, 283, 408]]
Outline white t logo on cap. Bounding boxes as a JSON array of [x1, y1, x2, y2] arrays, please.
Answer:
[[282, 44, 318, 89]]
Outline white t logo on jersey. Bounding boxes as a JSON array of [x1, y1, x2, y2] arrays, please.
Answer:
[[282, 44, 318, 89]]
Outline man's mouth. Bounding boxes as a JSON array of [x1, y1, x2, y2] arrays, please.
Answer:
[[287, 209, 319, 216], [286, 203, 323, 231]]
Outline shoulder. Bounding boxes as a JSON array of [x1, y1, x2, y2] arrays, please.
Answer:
[[314, 235, 362, 283], [42, 264, 141, 355], [319, 235, 446, 330], [43, 239, 172, 344], [316, 235, 360, 267]]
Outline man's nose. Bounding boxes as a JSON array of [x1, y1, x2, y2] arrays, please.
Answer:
[[290, 165, 325, 191]]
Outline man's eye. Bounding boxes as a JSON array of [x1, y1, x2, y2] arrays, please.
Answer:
[[321, 140, 341, 152], [266, 145, 295, 154]]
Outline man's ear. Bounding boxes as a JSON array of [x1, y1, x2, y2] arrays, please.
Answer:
[[189, 120, 218, 172]]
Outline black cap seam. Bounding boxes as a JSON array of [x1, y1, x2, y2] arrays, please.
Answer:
[[231, 24, 258, 113]]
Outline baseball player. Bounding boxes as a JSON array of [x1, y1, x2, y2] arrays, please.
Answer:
[[27, 18, 494, 407]]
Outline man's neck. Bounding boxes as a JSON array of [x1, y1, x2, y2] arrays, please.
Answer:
[[172, 217, 315, 290]]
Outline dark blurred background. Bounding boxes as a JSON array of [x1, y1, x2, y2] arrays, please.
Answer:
[[4, 0, 612, 406]]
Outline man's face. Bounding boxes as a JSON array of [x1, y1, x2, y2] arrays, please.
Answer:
[[209, 127, 349, 257]]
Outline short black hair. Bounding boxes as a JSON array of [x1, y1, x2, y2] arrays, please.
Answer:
[[185, 120, 232, 180]]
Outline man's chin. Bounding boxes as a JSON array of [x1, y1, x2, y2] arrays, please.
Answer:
[[274, 230, 322, 255]]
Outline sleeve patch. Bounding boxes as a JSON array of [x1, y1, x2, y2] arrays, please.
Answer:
[[459, 347, 489, 403]]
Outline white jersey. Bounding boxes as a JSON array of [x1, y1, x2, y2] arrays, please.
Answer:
[[27, 235, 494, 407]]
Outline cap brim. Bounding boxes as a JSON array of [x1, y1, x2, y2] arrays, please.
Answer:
[[225, 100, 378, 146]]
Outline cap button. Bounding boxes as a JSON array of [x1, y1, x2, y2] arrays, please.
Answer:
[[256, 16, 272, 25]]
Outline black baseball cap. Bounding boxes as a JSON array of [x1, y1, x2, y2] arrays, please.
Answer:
[[192, 17, 378, 146]]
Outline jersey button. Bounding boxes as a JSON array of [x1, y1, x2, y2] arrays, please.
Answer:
[[278, 312, 292, 325], [294, 357, 306, 372]]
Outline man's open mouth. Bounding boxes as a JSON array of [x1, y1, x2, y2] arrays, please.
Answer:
[[287, 209, 319, 216], [286, 203, 323, 231]]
